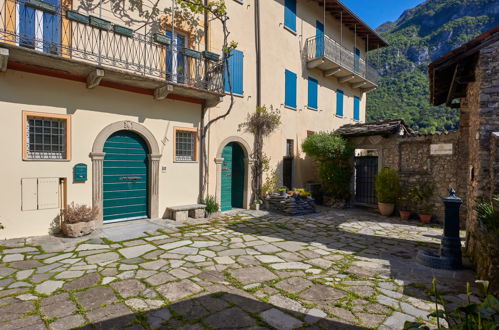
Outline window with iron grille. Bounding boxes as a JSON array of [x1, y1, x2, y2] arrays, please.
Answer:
[[26, 116, 67, 159], [175, 130, 196, 161]]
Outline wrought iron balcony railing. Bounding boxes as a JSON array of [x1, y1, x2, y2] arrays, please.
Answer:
[[0, 0, 224, 94], [306, 35, 380, 85]]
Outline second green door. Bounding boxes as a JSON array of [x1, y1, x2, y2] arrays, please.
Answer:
[[221, 142, 245, 211]]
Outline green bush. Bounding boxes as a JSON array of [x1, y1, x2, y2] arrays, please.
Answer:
[[375, 168, 400, 203], [204, 195, 219, 214], [475, 196, 499, 232], [302, 133, 354, 201]]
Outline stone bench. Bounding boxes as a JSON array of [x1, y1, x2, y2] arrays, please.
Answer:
[[166, 204, 206, 221]]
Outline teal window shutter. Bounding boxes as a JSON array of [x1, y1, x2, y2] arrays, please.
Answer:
[[354, 48, 360, 72], [285, 70, 297, 109], [354, 96, 360, 121], [284, 0, 296, 32], [308, 77, 318, 110], [336, 89, 344, 117], [224, 50, 244, 95]]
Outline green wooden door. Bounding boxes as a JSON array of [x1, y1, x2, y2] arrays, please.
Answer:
[[221, 142, 245, 211], [103, 131, 149, 223]]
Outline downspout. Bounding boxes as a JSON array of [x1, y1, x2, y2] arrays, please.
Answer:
[[199, 0, 209, 203], [255, 0, 261, 107]]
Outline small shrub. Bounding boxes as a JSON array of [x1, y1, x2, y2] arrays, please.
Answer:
[[204, 195, 219, 214], [417, 181, 436, 213], [61, 202, 99, 224], [375, 168, 400, 203], [475, 196, 499, 232]]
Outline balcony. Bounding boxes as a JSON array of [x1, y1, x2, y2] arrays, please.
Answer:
[[305, 35, 380, 91], [0, 0, 224, 104]]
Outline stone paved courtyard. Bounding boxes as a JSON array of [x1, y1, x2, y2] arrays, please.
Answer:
[[0, 208, 477, 329]]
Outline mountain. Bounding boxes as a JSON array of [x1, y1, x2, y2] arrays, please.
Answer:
[[366, 0, 499, 133]]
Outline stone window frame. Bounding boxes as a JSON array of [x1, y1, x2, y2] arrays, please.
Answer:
[[173, 127, 198, 162], [22, 111, 71, 161]]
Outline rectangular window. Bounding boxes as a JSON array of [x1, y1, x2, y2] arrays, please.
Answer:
[[308, 77, 318, 110], [286, 139, 294, 157], [23, 111, 71, 160], [354, 96, 360, 121], [175, 128, 197, 162], [285, 69, 297, 109], [284, 0, 296, 32], [336, 89, 344, 117], [224, 49, 244, 95]]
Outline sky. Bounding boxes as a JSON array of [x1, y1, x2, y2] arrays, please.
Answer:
[[340, 0, 426, 28]]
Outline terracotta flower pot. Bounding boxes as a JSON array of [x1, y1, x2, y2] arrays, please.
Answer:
[[399, 210, 411, 221], [418, 213, 432, 224], [378, 202, 395, 216], [61, 219, 97, 238]]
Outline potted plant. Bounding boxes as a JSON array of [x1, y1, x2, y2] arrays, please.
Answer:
[[277, 186, 288, 197], [204, 195, 220, 218], [398, 186, 418, 220], [252, 199, 262, 211], [61, 202, 99, 238], [375, 168, 401, 216], [416, 182, 435, 224]]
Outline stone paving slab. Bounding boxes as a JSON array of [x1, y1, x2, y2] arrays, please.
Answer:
[[0, 208, 478, 329]]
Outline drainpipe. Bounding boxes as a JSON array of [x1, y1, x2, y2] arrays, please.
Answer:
[[255, 0, 261, 107], [199, 0, 210, 203]]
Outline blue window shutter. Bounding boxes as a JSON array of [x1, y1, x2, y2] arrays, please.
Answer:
[[336, 90, 344, 117], [316, 21, 324, 57], [354, 48, 360, 72], [224, 50, 244, 94], [284, 0, 296, 32], [285, 70, 297, 109], [354, 96, 360, 121], [308, 77, 318, 110]]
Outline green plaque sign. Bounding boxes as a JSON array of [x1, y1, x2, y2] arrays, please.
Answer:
[[74, 163, 87, 182]]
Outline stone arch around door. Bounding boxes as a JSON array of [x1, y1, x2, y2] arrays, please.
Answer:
[[90, 121, 161, 225], [215, 136, 253, 210]]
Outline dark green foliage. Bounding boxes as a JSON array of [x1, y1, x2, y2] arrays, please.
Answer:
[[367, 0, 498, 133], [302, 133, 354, 201], [474, 196, 499, 232], [374, 168, 400, 203], [204, 195, 219, 214], [403, 279, 499, 330]]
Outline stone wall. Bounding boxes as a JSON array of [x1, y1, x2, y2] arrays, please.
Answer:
[[349, 131, 464, 223], [462, 40, 499, 293]]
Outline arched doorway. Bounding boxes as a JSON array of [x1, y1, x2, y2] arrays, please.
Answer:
[[90, 121, 161, 225], [103, 131, 149, 223], [221, 142, 245, 211]]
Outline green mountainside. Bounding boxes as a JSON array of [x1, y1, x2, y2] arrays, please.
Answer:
[[366, 0, 499, 133]]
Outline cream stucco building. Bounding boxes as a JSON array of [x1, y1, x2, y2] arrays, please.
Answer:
[[0, 0, 386, 239]]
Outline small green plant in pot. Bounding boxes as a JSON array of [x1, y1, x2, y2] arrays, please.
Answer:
[[204, 195, 219, 216], [416, 182, 435, 224], [375, 168, 400, 216], [398, 186, 413, 220]]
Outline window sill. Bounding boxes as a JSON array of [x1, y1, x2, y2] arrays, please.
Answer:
[[307, 106, 318, 111], [283, 25, 297, 35], [173, 160, 198, 164], [284, 105, 297, 111], [23, 158, 71, 162], [225, 92, 244, 98], [335, 114, 344, 118]]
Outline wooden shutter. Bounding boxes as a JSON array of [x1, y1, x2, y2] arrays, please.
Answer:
[[336, 90, 344, 117], [354, 96, 360, 121], [285, 70, 297, 109], [224, 50, 244, 95], [308, 77, 318, 110], [284, 0, 296, 32]]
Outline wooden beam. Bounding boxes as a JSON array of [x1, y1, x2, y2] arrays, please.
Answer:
[[86, 69, 104, 89], [445, 64, 459, 107], [324, 67, 341, 77], [0, 48, 9, 72], [339, 75, 355, 83], [154, 84, 173, 100], [362, 86, 377, 93], [307, 58, 324, 69], [352, 81, 367, 89]]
